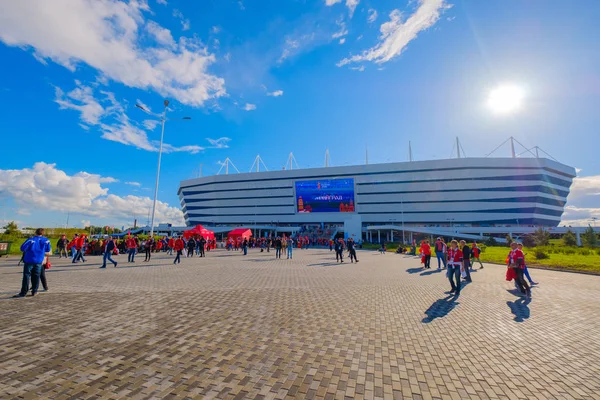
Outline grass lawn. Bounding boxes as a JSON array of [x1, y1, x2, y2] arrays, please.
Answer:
[[363, 242, 600, 273]]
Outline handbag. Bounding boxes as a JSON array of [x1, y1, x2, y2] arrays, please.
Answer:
[[44, 261, 51, 270]]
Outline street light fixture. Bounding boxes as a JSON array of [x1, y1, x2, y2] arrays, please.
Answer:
[[136, 99, 191, 237]]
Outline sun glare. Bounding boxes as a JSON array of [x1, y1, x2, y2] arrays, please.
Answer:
[[487, 84, 525, 114]]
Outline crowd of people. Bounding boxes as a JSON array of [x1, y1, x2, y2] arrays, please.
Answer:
[[415, 237, 536, 297], [13, 228, 537, 301]]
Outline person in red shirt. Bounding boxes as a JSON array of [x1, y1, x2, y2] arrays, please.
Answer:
[[447, 240, 463, 295], [508, 242, 531, 297], [73, 235, 86, 263], [167, 237, 175, 255], [173, 236, 185, 264], [126, 235, 138, 263], [422, 240, 432, 269]]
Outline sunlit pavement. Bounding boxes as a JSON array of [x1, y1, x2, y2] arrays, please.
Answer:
[[1, 249, 599, 399]]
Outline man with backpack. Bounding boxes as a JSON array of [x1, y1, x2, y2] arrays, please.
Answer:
[[435, 237, 447, 269], [13, 228, 51, 298]]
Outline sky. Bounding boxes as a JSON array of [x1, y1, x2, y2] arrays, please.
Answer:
[[0, 0, 599, 229]]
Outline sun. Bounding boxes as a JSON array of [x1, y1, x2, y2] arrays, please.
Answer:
[[487, 84, 525, 114]]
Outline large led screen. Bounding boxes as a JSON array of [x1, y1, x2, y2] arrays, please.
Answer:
[[295, 178, 355, 213]]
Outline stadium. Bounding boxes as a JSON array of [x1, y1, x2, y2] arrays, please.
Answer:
[[178, 154, 577, 243]]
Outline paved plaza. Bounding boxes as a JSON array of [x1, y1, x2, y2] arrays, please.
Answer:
[[0, 248, 599, 400]]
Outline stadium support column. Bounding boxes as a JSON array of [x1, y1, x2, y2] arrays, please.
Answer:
[[378, 230, 381, 243], [391, 230, 394, 242]]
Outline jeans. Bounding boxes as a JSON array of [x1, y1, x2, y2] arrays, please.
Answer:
[[448, 265, 461, 292], [40, 266, 48, 291], [287, 247, 293, 259], [243, 246, 248, 255], [275, 248, 281, 258], [71, 248, 78, 261], [145, 248, 151, 261], [174, 250, 182, 264], [19, 263, 42, 296], [128, 248, 136, 262], [463, 259, 472, 282], [424, 255, 431, 269], [102, 252, 117, 267], [436, 252, 446, 268], [523, 266, 534, 283], [57, 247, 68, 258], [167, 247, 173, 255], [73, 249, 86, 263], [336, 249, 344, 262], [349, 250, 358, 262]]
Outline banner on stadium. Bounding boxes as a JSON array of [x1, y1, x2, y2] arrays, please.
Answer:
[[295, 178, 355, 213]]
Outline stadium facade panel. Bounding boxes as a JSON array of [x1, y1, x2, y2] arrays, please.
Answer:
[[178, 157, 576, 233]]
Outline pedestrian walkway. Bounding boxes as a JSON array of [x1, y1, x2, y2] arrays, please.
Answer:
[[0, 249, 598, 399]]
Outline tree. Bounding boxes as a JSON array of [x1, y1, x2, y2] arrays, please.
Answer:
[[562, 230, 578, 247], [485, 236, 498, 246], [521, 234, 536, 248], [532, 228, 550, 247], [582, 226, 599, 248], [505, 235, 513, 247], [2, 221, 18, 235]]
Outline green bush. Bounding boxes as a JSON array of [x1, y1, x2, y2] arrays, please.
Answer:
[[564, 248, 576, 255], [521, 235, 536, 248], [579, 249, 591, 256], [562, 230, 578, 247], [534, 249, 549, 260], [582, 226, 599, 248]]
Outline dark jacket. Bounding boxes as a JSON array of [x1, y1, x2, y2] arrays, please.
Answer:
[[462, 245, 471, 260]]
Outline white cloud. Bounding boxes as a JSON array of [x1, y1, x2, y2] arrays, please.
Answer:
[[81, 220, 92, 228], [267, 90, 284, 97], [56, 81, 202, 153], [0, 0, 224, 107], [212, 26, 221, 34], [332, 20, 348, 39], [54, 83, 105, 125], [243, 103, 257, 111], [143, 119, 160, 130], [278, 38, 301, 63], [145, 20, 175, 47], [0, 163, 185, 226], [172, 9, 190, 31], [325, 0, 359, 17], [569, 175, 600, 199], [339, 38, 346, 45], [346, 0, 360, 17], [125, 181, 142, 187], [351, 65, 365, 72], [207, 137, 231, 149], [561, 205, 600, 227], [338, 0, 450, 66], [368, 8, 378, 23], [156, 0, 167, 5]]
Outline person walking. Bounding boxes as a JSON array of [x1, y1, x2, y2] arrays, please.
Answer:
[[40, 255, 50, 292], [68, 234, 79, 262], [275, 237, 283, 259], [460, 240, 472, 283], [422, 240, 432, 269], [173, 236, 185, 264], [167, 237, 174, 255], [242, 238, 248, 256], [434, 237, 447, 269], [56, 235, 69, 258], [144, 237, 154, 262], [518, 243, 537, 286], [187, 237, 196, 257], [72, 234, 86, 263], [286, 237, 294, 259], [126, 235, 137, 263], [13, 228, 51, 298], [508, 242, 531, 298], [100, 236, 118, 268], [335, 238, 345, 263], [348, 238, 359, 263], [472, 242, 484, 269], [199, 236, 206, 257], [446, 240, 463, 295]]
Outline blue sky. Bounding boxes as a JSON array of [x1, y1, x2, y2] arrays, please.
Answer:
[[1, 0, 599, 229]]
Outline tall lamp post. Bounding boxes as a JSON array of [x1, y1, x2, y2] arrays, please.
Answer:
[[136, 100, 191, 237]]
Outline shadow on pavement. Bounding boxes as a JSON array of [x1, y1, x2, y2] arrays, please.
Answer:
[[507, 298, 531, 322], [406, 267, 424, 274], [420, 269, 442, 276], [422, 294, 459, 323]]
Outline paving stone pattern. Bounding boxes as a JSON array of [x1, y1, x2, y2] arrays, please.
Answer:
[[0, 248, 599, 399]]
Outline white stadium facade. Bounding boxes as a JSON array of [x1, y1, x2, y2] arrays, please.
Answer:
[[178, 157, 577, 242]]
